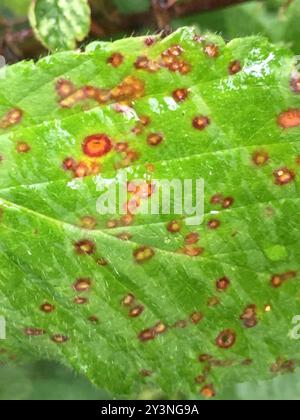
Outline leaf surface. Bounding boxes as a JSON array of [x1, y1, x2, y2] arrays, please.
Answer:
[[0, 27, 300, 398]]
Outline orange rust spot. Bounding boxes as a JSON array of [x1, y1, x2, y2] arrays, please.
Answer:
[[252, 150, 269, 166], [208, 219, 220, 230], [273, 168, 295, 186], [51, 334, 69, 344], [216, 329, 236, 349], [147, 133, 164, 146], [190, 312, 203, 324], [107, 219, 119, 229], [134, 246, 154, 263], [82, 134, 112, 158], [56, 79, 76, 98], [108, 52, 124, 67], [74, 296, 89, 305], [229, 60, 242, 75], [154, 322, 167, 335], [24, 328, 45, 337], [134, 56, 160, 73], [138, 328, 155, 342], [73, 162, 90, 178], [110, 76, 145, 101], [193, 116, 210, 130], [121, 214, 134, 226], [290, 75, 300, 93], [201, 385, 216, 399], [16, 142, 30, 153], [204, 43, 219, 58], [180, 246, 204, 257], [115, 142, 128, 152], [216, 277, 230, 291], [167, 220, 181, 233], [172, 88, 189, 102], [122, 293, 135, 307], [163, 45, 184, 57], [116, 232, 132, 241], [97, 257, 108, 266], [40, 303, 55, 313], [271, 271, 297, 288], [207, 296, 220, 307], [185, 232, 199, 245], [80, 216, 97, 230], [63, 157, 76, 171], [222, 197, 234, 209], [240, 305, 258, 328], [129, 305, 144, 318], [73, 278, 92, 292], [74, 240, 95, 255], [0, 108, 23, 129], [278, 109, 300, 129]]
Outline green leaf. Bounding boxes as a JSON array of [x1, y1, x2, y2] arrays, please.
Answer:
[[0, 0, 31, 17], [28, 0, 91, 51], [0, 27, 300, 398]]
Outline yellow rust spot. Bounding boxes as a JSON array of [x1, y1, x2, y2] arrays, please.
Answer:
[[73, 278, 92, 292], [51, 334, 69, 344], [129, 305, 144, 318], [133, 246, 154, 263], [0, 108, 23, 129], [201, 384, 216, 399]]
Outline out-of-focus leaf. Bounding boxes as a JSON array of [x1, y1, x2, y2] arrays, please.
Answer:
[[28, 0, 91, 50], [113, 0, 149, 14], [173, 0, 300, 53], [0, 27, 300, 399], [0, 0, 31, 17]]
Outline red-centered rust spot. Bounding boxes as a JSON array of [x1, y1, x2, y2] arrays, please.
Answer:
[[80, 216, 97, 230], [193, 116, 210, 130], [116, 232, 132, 241], [201, 385, 216, 399], [252, 150, 269, 166], [229, 60, 242, 75], [147, 133, 164, 146], [122, 293, 135, 307], [51, 334, 69, 344], [24, 328, 45, 337], [210, 194, 223, 205], [216, 277, 230, 291], [222, 197, 234, 209], [273, 168, 295, 185], [97, 257, 108, 266], [73, 278, 92, 293], [278, 109, 300, 128], [56, 79, 76, 98], [121, 214, 134, 226], [216, 329, 236, 349], [74, 240, 95, 255], [129, 305, 145, 318], [82, 134, 112, 158], [134, 246, 154, 263], [16, 142, 30, 153], [63, 157, 76, 171], [167, 220, 181, 233], [290, 75, 300, 93], [240, 305, 258, 328], [204, 43, 219, 58], [172, 88, 189, 102], [180, 246, 204, 257], [154, 322, 167, 335], [145, 37, 155, 47], [0, 108, 23, 129], [185, 232, 199, 245], [107, 52, 124, 67], [74, 296, 89, 305], [208, 219, 220, 230], [190, 312, 203, 324], [138, 328, 155, 342], [40, 303, 55, 313]]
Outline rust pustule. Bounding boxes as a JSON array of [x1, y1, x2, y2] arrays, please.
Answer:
[[107, 52, 124, 67], [277, 109, 300, 128], [73, 278, 92, 292], [193, 116, 210, 130], [133, 246, 154, 263], [229, 60, 242, 75], [216, 277, 230, 291], [51, 334, 69, 344], [273, 168, 295, 185], [252, 151, 269, 166], [40, 303, 55, 313], [172, 88, 189, 102], [216, 329, 236, 349], [82, 134, 113, 158], [74, 240, 95, 255]]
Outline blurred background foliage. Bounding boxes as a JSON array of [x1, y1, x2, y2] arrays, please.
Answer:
[[1, 0, 300, 400]]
